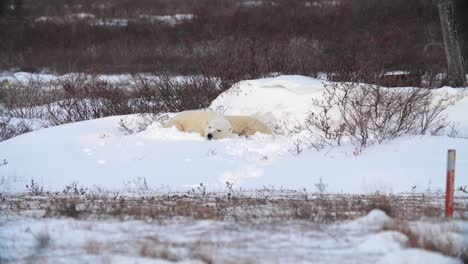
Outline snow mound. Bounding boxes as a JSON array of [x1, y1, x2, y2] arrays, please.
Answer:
[[358, 231, 408, 252], [211, 75, 468, 132], [210, 75, 325, 126], [342, 209, 393, 231], [377, 249, 462, 264], [1, 75, 468, 194], [244, 75, 324, 94]]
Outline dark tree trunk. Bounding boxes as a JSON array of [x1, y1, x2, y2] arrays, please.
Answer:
[[453, 0, 468, 73], [0, 0, 9, 16], [14, 0, 22, 19], [438, 0, 466, 87]]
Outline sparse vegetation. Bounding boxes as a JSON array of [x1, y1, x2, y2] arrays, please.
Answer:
[[0, 74, 223, 141], [305, 81, 457, 149], [2, 189, 466, 222], [25, 179, 44, 196], [1, 189, 467, 262], [0, 0, 448, 86], [63, 182, 88, 196], [457, 185, 468, 194]]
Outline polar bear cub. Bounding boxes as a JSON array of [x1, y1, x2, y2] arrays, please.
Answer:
[[225, 116, 272, 136], [163, 110, 234, 140]]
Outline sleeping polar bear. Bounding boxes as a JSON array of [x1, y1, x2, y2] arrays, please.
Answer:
[[225, 116, 272, 136], [163, 110, 234, 140]]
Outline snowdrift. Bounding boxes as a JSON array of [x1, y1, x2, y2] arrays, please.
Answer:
[[1, 75, 467, 194]]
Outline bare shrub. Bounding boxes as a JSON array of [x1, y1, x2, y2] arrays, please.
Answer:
[[457, 185, 468, 194], [118, 113, 170, 135], [0, 73, 225, 141], [0, 78, 53, 141], [0, 79, 54, 119], [63, 183, 88, 196], [0, 75, 133, 140], [0, 111, 34, 141], [132, 74, 224, 113], [45, 75, 133, 125], [307, 82, 456, 149], [26, 179, 44, 196]]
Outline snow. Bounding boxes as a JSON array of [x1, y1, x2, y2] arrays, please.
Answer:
[[2, 113, 465, 194], [357, 231, 408, 252], [31, 13, 194, 27], [65, 13, 96, 20], [241, 1, 268, 7], [0, 209, 465, 263], [210, 75, 325, 126], [211, 76, 468, 132], [139, 14, 194, 26], [0, 72, 199, 85], [1, 75, 468, 194], [383, 71, 411, 76], [90, 18, 129, 27], [377, 249, 462, 264]]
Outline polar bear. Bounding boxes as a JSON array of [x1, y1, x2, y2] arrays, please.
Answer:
[[163, 110, 234, 140], [225, 116, 273, 136]]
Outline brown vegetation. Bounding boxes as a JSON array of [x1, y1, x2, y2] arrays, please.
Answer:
[[3, 188, 466, 222], [0, 0, 446, 85]]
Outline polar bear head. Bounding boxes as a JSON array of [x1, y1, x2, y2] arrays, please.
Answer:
[[205, 117, 234, 140]]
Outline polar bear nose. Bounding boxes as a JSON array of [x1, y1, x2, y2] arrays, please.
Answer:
[[207, 133, 213, 140]]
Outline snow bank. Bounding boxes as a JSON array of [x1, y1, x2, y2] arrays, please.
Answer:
[[210, 75, 325, 126], [211, 75, 468, 132], [377, 249, 462, 264], [1, 75, 468, 194]]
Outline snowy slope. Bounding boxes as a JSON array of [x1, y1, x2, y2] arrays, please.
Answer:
[[210, 75, 468, 133], [1, 75, 468, 194], [210, 75, 325, 126]]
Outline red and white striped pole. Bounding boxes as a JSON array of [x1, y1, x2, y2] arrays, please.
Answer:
[[445, 149, 456, 218]]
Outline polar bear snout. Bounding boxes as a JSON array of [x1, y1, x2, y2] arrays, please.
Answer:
[[207, 133, 213, 140]]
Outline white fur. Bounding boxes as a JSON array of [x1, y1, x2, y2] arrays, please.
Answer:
[[163, 110, 233, 140], [225, 115, 273, 136]]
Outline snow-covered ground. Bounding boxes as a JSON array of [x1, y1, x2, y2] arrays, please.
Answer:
[[1, 209, 466, 263], [1, 74, 468, 263], [1, 75, 467, 194]]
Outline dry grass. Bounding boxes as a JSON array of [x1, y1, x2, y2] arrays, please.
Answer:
[[1, 191, 466, 223], [84, 240, 101, 255], [1, 0, 446, 84]]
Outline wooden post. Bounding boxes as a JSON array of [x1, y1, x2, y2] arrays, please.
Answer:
[[445, 149, 456, 218], [438, 1, 466, 87]]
